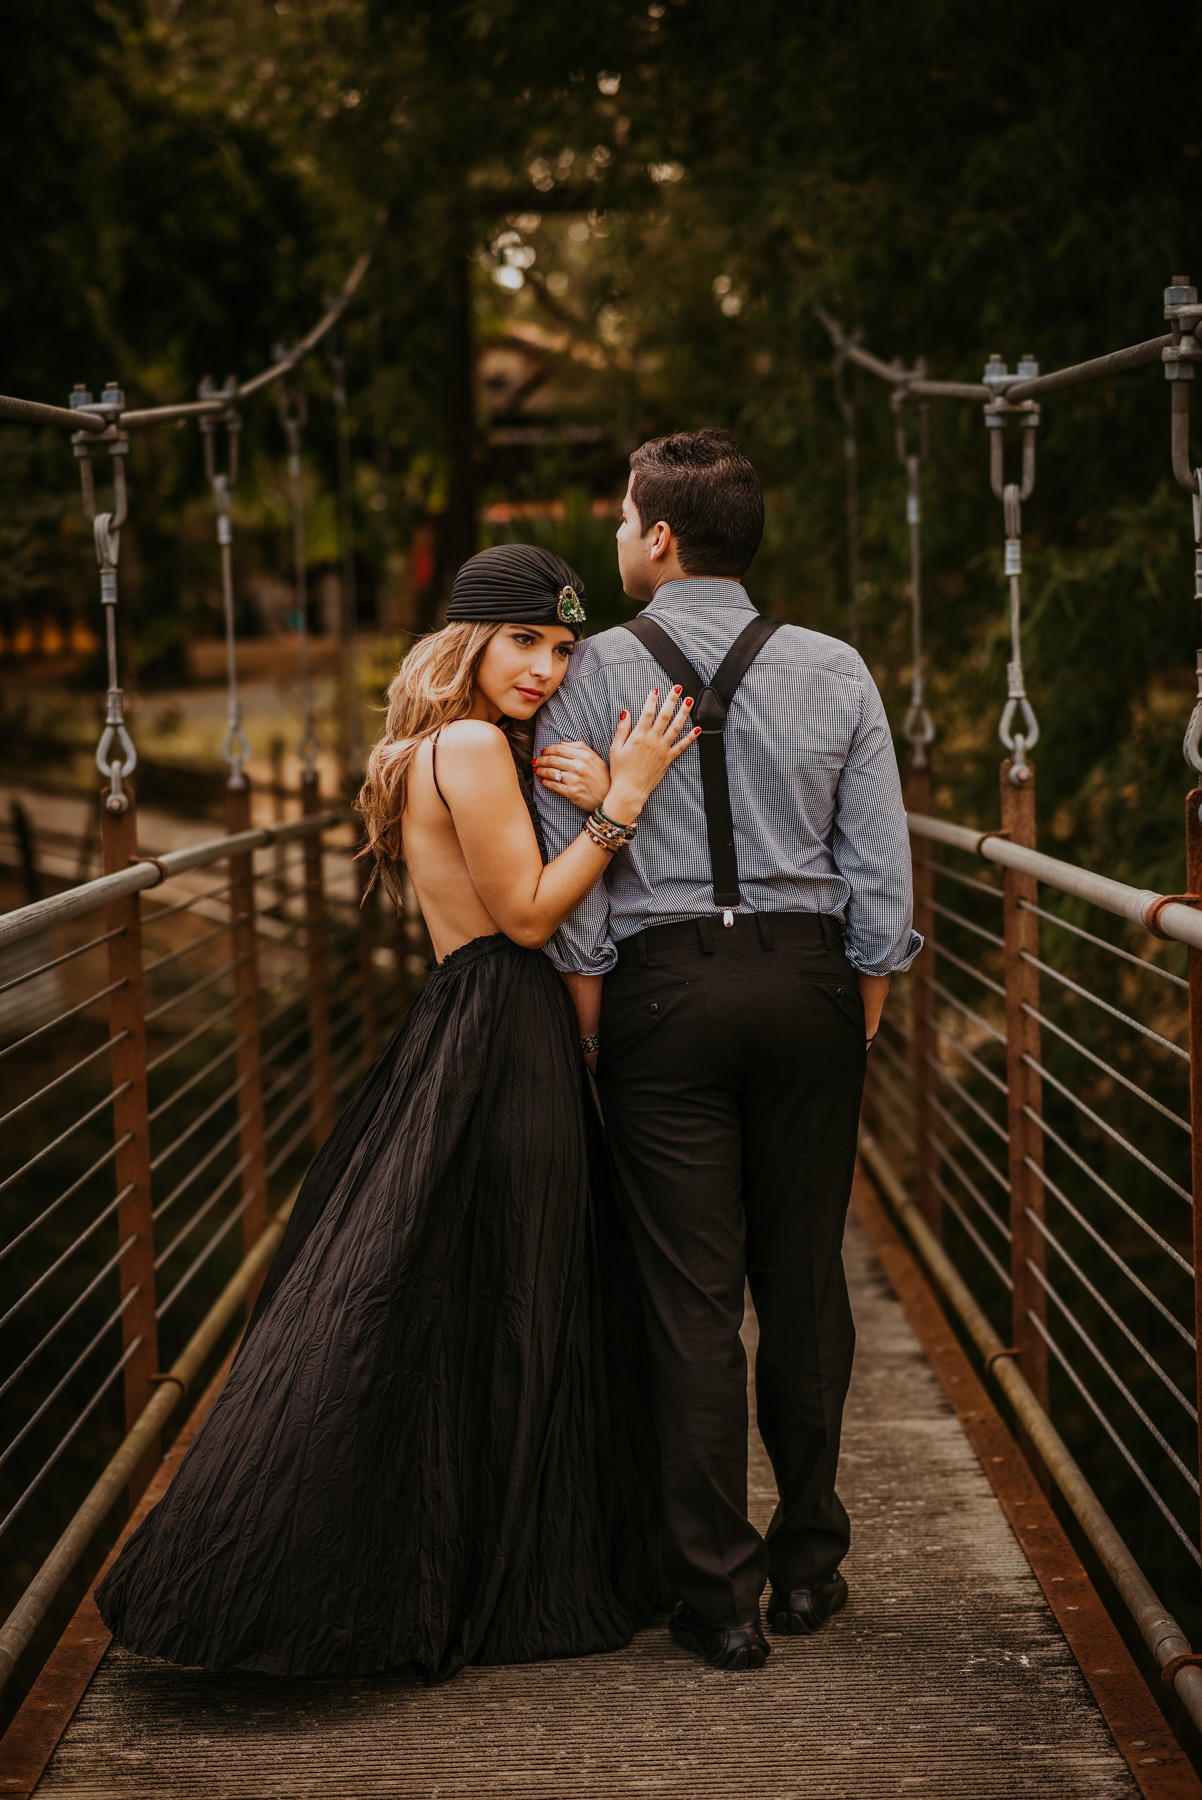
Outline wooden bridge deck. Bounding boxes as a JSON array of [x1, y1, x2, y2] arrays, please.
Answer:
[[10, 1176, 1191, 1799]]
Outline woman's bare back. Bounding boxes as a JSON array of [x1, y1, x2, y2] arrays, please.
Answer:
[[402, 733, 506, 963]]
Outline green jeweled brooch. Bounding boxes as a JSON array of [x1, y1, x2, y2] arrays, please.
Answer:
[[557, 585, 587, 625]]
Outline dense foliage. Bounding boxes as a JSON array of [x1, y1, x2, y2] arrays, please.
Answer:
[[4, 0, 1202, 869]]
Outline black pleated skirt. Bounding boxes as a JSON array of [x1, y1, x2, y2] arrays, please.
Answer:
[[96, 934, 661, 1682]]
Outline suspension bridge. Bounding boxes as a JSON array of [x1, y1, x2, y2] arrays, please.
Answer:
[[1, 251, 1202, 1795]]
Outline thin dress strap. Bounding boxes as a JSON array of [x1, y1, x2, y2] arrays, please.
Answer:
[[429, 730, 451, 812]]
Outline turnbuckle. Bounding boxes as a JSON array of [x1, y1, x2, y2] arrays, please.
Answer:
[[221, 695, 252, 782]]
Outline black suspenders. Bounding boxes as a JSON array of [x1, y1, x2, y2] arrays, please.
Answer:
[[621, 614, 782, 910]]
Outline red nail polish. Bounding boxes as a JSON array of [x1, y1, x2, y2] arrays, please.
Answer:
[[673, 685, 682, 694], [694, 726, 701, 735], [685, 697, 694, 708], [620, 710, 628, 720], [653, 688, 658, 697]]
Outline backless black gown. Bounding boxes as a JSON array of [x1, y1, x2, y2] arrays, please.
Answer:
[[96, 931, 661, 1682]]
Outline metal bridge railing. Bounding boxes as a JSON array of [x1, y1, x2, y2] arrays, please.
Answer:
[[862, 786, 1202, 1732], [0, 785, 420, 1695]]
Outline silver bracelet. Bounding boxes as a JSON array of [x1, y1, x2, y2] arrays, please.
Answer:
[[579, 1032, 601, 1055]]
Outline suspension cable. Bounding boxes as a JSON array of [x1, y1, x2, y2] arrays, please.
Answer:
[[833, 333, 863, 652], [984, 354, 1041, 785], [70, 384, 135, 814], [276, 354, 320, 776], [198, 382, 249, 789], [329, 323, 361, 779], [1163, 276, 1202, 786], [893, 381, 935, 765]]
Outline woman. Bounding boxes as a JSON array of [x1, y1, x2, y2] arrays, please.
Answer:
[[96, 544, 699, 1684]]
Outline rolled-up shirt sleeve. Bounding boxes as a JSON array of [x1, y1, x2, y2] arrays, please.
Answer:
[[533, 667, 618, 975], [832, 663, 923, 977]]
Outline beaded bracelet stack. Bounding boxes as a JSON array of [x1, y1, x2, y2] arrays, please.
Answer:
[[583, 804, 638, 854]]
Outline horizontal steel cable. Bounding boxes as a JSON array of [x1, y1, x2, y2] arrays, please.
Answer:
[[0, 978, 124, 1067], [931, 1092, 1011, 1192], [1026, 1054, 1192, 1203], [154, 1145, 254, 1272], [1027, 1311, 1201, 1565], [143, 878, 233, 924], [927, 897, 1005, 949], [1026, 1106, 1194, 1278], [0, 1084, 130, 1203], [142, 919, 233, 978], [257, 985, 310, 1035], [931, 1168, 1013, 1291], [1020, 950, 1189, 1061], [926, 1051, 1010, 1145], [925, 857, 1003, 902], [261, 1044, 315, 1112], [0, 927, 122, 1001], [329, 1006, 365, 1058], [0, 1030, 127, 1137], [931, 977, 1006, 1046], [1018, 897, 1189, 991], [264, 1062, 322, 1142], [150, 1070, 250, 1173], [925, 1011, 1009, 1096], [143, 954, 247, 1027], [0, 1134, 130, 1269], [926, 1129, 1011, 1240], [1022, 1001, 1190, 1135], [0, 1337, 142, 1545], [145, 996, 239, 1076], [870, 1027, 910, 1082], [932, 940, 1007, 1000], [0, 1233, 135, 1405], [1024, 1153, 1194, 1343], [147, 1033, 247, 1125], [868, 1059, 915, 1122], [266, 1106, 320, 1180], [0, 1287, 139, 1475], [879, 1008, 912, 1045], [259, 1015, 312, 1081], [0, 1184, 134, 1332], [1024, 1209, 1196, 1421], [152, 1113, 250, 1226], [1022, 1260, 1202, 1483], [866, 1106, 911, 1156], [155, 1184, 260, 1319]]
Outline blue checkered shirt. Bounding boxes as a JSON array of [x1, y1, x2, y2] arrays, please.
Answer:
[[534, 578, 922, 979]]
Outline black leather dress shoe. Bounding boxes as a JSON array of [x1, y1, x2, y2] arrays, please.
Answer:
[[766, 1572, 849, 1635], [668, 1603, 771, 1671]]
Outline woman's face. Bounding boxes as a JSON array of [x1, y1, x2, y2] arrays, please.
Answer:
[[472, 623, 576, 720]]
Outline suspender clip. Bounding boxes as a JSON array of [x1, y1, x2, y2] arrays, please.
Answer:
[[722, 909, 734, 927]]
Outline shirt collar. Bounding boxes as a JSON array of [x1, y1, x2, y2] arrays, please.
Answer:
[[645, 578, 755, 616]]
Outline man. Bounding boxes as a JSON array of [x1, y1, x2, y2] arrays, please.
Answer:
[[533, 429, 920, 1672]]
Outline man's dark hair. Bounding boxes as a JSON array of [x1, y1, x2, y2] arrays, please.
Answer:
[[628, 429, 764, 577]]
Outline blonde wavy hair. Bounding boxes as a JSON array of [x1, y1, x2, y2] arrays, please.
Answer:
[[357, 622, 534, 907]]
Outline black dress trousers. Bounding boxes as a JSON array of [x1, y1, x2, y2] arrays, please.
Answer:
[[596, 910, 866, 1628]]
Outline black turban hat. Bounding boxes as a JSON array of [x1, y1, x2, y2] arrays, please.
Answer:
[[447, 543, 587, 636]]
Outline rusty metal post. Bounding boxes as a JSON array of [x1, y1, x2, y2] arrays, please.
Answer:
[[225, 779, 269, 1271], [357, 848, 379, 1071], [906, 759, 939, 1233], [302, 771, 335, 1148], [100, 792, 159, 1500], [1000, 760, 1048, 1407]]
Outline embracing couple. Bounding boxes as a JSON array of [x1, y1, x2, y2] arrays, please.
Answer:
[[97, 429, 919, 1683]]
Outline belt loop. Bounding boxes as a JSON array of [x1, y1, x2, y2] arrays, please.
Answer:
[[696, 918, 714, 955], [818, 915, 834, 952], [636, 930, 649, 969], [755, 913, 774, 951]]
